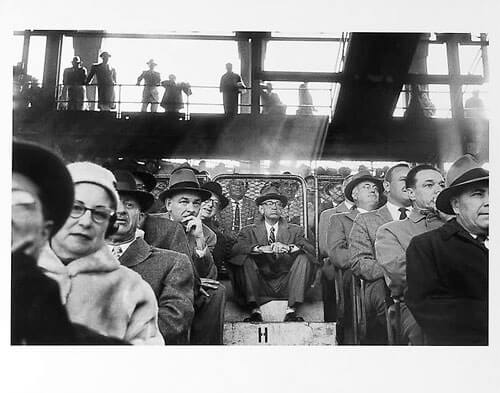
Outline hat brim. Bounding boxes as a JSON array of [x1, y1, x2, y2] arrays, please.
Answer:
[[344, 176, 384, 203], [255, 193, 288, 207], [159, 187, 212, 202], [435, 176, 489, 215], [13, 141, 74, 236], [118, 190, 155, 212]]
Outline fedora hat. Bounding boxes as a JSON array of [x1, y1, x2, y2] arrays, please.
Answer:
[[201, 181, 229, 210], [159, 167, 211, 202], [72, 56, 81, 64], [255, 183, 288, 207], [13, 140, 74, 236], [100, 51, 111, 58], [132, 170, 157, 193], [436, 154, 489, 215], [113, 170, 155, 212], [344, 170, 383, 203], [146, 59, 157, 66]]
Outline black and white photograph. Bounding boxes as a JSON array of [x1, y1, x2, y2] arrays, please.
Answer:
[[3, 1, 499, 392]]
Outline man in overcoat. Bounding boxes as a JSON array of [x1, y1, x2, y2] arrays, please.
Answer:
[[107, 170, 195, 344], [406, 155, 488, 345], [85, 51, 116, 111], [229, 184, 315, 322]]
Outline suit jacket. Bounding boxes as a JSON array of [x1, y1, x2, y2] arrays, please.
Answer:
[[218, 196, 258, 239], [119, 238, 195, 344], [230, 218, 315, 278], [375, 209, 444, 297], [326, 210, 359, 270], [318, 201, 351, 256], [406, 219, 488, 345], [349, 204, 392, 281]]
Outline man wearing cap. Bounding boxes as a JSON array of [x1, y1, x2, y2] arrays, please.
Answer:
[[406, 155, 488, 345], [320, 180, 344, 213], [137, 59, 161, 112], [85, 51, 116, 111], [349, 163, 411, 344], [375, 165, 446, 344], [199, 181, 231, 275], [218, 178, 258, 241], [106, 170, 195, 344], [38, 162, 164, 344], [12, 143, 127, 344], [61, 56, 87, 111], [230, 184, 315, 322], [325, 171, 382, 342], [144, 166, 226, 344]]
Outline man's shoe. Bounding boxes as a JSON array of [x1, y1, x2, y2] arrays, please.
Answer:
[[244, 312, 263, 323], [284, 312, 304, 322]]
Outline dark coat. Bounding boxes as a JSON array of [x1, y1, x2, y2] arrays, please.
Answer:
[[327, 210, 359, 270], [406, 219, 488, 345], [230, 218, 315, 277], [119, 238, 195, 344]]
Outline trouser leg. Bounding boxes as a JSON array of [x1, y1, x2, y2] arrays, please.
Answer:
[[230, 257, 263, 307], [190, 284, 226, 345], [363, 278, 388, 344], [151, 103, 159, 112], [287, 254, 310, 307], [400, 302, 424, 345], [141, 102, 148, 112]]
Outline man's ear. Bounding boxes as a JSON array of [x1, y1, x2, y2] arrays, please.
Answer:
[[383, 180, 391, 194], [165, 198, 172, 212], [258, 205, 264, 215], [451, 196, 460, 215], [137, 212, 146, 228], [406, 187, 416, 202]]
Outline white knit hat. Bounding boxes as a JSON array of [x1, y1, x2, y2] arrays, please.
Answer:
[[67, 162, 119, 209]]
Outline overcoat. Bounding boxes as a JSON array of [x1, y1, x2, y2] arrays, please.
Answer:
[[119, 238, 195, 344], [406, 219, 488, 345]]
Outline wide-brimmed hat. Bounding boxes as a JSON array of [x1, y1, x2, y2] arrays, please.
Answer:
[[113, 170, 155, 212], [13, 140, 74, 236], [159, 167, 211, 202], [100, 51, 111, 58], [146, 59, 157, 66], [344, 170, 383, 203], [201, 181, 229, 210], [436, 154, 489, 215], [72, 56, 81, 64], [255, 184, 288, 207], [132, 170, 157, 193]]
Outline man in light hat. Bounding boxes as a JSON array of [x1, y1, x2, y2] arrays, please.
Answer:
[[325, 170, 382, 342], [230, 183, 315, 322], [136, 59, 161, 112], [406, 155, 488, 345], [349, 163, 411, 344], [85, 51, 117, 111], [107, 170, 194, 344], [144, 166, 226, 344], [61, 56, 87, 110], [375, 164, 447, 344], [38, 162, 164, 344]]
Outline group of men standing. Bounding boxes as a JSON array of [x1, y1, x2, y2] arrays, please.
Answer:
[[320, 158, 489, 345]]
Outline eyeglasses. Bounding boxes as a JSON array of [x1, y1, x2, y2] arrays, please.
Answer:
[[262, 201, 283, 208], [70, 202, 114, 223], [204, 198, 221, 207]]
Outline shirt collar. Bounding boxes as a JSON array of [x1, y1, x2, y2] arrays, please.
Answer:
[[264, 221, 279, 235], [357, 207, 369, 214], [107, 238, 135, 254], [386, 201, 411, 221], [344, 200, 354, 210]]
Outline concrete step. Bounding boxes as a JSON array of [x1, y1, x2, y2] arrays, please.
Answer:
[[223, 321, 337, 345], [225, 299, 324, 322]]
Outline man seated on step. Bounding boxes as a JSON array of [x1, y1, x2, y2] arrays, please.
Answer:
[[107, 170, 195, 344], [229, 184, 315, 322]]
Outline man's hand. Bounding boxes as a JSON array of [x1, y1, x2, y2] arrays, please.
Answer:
[[271, 242, 292, 255], [183, 215, 204, 240], [199, 278, 221, 296], [253, 245, 274, 254]]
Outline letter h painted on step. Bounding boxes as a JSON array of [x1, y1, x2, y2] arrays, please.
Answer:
[[258, 327, 268, 343]]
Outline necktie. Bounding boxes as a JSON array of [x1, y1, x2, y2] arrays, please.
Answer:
[[233, 202, 240, 232], [111, 245, 123, 259], [398, 207, 408, 220], [269, 226, 276, 245]]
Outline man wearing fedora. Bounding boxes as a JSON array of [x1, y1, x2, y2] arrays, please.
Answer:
[[349, 163, 411, 344], [144, 166, 226, 344], [229, 184, 315, 322], [326, 171, 382, 342], [375, 164, 447, 344], [199, 181, 231, 276], [61, 56, 87, 111], [136, 59, 161, 112], [107, 170, 195, 344], [406, 155, 489, 345], [85, 51, 116, 111]]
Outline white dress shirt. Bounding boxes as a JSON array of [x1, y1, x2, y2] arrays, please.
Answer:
[[385, 201, 411, 221], [264, 221, 279, 241]]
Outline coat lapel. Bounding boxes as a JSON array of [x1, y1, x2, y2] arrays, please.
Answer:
[[377, 204, 393, 223], [277, 219, 291, 244], [119, 238, 152, 268], [254, 220, 269, 245]]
